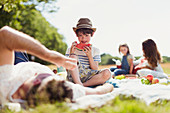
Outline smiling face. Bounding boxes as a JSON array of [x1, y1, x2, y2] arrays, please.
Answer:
[[119, 46, 128, 55], [77, 32, 91, 44], [118, 44, 130, 56]]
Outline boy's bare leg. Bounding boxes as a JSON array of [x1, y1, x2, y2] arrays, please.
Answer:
[[68, 55, 83, 85], [83, 69, 111, 87], [84, 83, 114, 95], [0, 26, 76, 70]]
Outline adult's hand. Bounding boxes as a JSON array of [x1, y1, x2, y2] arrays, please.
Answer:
[[61, 57, 77, 70]]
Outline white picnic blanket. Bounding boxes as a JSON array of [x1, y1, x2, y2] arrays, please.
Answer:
[[68, 78, 170, 109], [3, 79, 170, 111]]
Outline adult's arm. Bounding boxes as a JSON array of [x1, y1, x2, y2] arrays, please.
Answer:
[[0, 26, 76, 70]]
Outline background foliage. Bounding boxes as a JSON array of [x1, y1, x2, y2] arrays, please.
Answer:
[[0, 0, 67, 64], [100, 53, 170, 65], [162, 56, 170, 63], [100, 53, 121, 65]]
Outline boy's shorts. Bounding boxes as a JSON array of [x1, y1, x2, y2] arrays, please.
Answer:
[[67, 63, 100, 83]]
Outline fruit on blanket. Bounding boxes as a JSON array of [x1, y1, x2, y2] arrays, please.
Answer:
[[141, 74, 159, 85], [145, 74, 153, 82], [141, 78, 151, 85], [115, 75, 125, 80], [144, 79, 151, 85], [76, 43, 92, 51], [141, 78, 146, 84], [152, 78, 159, 84]]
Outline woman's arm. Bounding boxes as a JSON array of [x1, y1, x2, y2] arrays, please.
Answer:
[[135, 65, 153, 70]]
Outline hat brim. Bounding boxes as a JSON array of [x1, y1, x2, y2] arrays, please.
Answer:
[[73, 27, 96, 33]]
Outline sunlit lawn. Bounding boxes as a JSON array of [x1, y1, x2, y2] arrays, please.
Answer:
[[48, 63, 170, 76], [2, 97, 170, 113], [161, 63, 170, 75]]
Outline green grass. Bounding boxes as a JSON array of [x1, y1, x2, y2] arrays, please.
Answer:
[[161, 63, 170, 76], [163, 68, 170, 76], [2, 97, 170, 113]]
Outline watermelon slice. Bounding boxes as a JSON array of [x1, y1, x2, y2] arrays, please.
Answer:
[[76, 43, 92, 51]]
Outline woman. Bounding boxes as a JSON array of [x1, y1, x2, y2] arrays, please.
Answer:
[[135, 39, 168, 78]]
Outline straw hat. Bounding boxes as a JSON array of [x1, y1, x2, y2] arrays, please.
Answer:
[[73, 18, 96, 32]]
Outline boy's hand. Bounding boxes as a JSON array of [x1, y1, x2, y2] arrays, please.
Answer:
[[70, 41, 77, 54], [83, 46, 92, 57]]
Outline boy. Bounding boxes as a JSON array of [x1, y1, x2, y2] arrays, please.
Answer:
[[66, 18, 111, 87]]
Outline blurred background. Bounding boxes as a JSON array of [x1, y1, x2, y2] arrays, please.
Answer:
[[1, 0, 170, 66]]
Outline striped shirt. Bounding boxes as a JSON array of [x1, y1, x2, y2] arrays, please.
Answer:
[[65, 46, 101, 68]]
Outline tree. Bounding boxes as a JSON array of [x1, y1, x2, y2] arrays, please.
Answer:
[[0, 0, 58, 29], [162, 56, 170, 63], [100, 53, 121, 65], [0, 0, 67, 64], [17, 7, 67, 64], [17, 8, 67, 54]]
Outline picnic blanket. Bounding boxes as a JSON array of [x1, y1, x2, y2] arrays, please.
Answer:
[[2, 78, 170, 112], [68, 78, 170, 109]]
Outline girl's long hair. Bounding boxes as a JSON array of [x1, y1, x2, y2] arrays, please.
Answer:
[[142, 39, 162, 68]]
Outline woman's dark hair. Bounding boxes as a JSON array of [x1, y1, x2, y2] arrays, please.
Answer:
[[118, 43, 130, 54], [142, 39, 162, 68], [25, 80, 73, 107], [76, 28, 94, 36]]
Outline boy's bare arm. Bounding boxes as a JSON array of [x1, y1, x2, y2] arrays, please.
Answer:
[[88, 56, 99, 70], [83, 46, 98, 70], [0, 26, 76, 70]]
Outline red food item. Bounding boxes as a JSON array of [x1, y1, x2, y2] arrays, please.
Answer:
[[145, 74, 153, 82], [76, 43, 91, 51], [152, 78, 159, 84]]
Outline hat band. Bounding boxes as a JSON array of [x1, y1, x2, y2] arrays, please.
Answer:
[[77, 24, 92, 28]]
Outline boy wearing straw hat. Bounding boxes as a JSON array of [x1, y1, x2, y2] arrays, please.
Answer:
[[66, 18, 111, 87]]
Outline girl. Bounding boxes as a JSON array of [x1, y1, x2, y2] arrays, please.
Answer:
[[110, 44, 134, 77], [135, 39, 168, 78]]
